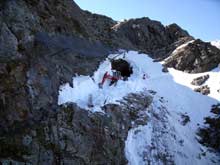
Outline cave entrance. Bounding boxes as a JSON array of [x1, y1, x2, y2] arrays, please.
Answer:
[[98, 58, 133, 88], [111, 59, 133, 79]]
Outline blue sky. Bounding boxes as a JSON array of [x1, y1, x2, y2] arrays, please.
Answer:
[[74, 0, 220, 41]]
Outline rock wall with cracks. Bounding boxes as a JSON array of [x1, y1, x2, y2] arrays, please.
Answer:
[[0, 92, 153, 164]]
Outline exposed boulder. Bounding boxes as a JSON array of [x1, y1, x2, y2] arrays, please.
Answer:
[[153, 36, 194, 60], [194, 85, 210, 95], [180, 114, 190, 126], [191, 74, 209, 86], [164, 39, 220, 73]]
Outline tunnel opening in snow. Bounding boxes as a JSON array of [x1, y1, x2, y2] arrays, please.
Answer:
[[111, 59, 133, 78]]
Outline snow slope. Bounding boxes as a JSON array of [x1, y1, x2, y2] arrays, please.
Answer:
[[211, 40, 220, 49], [58, 51, 155, 112], [58, 51, 220, 164]]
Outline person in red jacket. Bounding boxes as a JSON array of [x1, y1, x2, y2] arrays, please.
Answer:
[[99, 70, 121, 88]]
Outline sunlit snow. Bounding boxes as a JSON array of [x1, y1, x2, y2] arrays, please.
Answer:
[[211, 40, 220, 50], [58, 50, 220, 164]]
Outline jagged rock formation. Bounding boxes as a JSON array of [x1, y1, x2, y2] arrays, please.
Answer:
[[0, 0, 109, 128], [0, 1, 110, 163], [110, 19, 193, 58], [0, 91, 152, 164], [164, 39, 220, 73], [191, 75, 209, 86], [194, 85, 210, 95]]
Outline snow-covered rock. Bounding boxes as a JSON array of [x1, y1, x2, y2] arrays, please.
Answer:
[[58, 51, 220, 164], [164, 39, 220, 73]]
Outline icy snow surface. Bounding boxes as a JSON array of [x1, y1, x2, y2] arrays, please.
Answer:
[[58, 51, 220, 164]]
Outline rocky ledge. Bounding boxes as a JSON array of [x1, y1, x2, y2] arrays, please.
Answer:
[[0, 92, 153, 164], [164, 39, 220, 73], [194, 85, 210, 95], [191, 75, 210, 86]]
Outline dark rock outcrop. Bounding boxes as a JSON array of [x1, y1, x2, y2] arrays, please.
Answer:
[[166, 23, 190, 41], [164, 39, 220, 73], [0, 0, 110, 126], [198, 104, 220, 151], [180, 114, 190, 126], [153, 36, 194, 60], [191, 74, 209, 86], [110, 18, 193, 58], [194, 85, 210, 95], [0, 92, 153, 164], [0, 1, 112, 163]]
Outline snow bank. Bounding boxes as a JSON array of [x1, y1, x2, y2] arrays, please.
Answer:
[[211, 40, 220, 49], [125, 95, 219, 165], [58, 51, 152, 112]]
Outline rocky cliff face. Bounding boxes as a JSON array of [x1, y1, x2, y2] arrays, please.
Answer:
[[164, 39, 220, 73], [0, 1, 111, 163], [0, 0, 220, 164], [110, 19, 193, 58]]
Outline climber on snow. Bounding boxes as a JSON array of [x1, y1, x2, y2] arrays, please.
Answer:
[[98, 70, 121, 88]]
